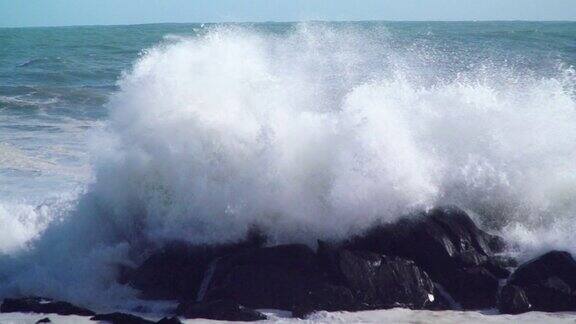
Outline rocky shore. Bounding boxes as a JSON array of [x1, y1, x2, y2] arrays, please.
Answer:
[[3, 206, 576, 323]]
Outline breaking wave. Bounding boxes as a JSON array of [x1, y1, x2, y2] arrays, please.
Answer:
[[0, 24, 575, 308]]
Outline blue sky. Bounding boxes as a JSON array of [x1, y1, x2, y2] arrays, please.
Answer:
[[1, 0, 575, 27]]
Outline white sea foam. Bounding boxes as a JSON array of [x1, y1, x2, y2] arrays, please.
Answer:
[[1, 308, 576, 324], [0, 24, 575, 308]]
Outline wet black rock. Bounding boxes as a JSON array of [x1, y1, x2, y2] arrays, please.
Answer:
[[334, 250, 435, 309], [200, 242, 439, 316], [202, 244, 356, 316], [123, 206, 517, 314], [509, 251, 576, 288], [290, 284, 356, 317], [497, 285, 531, 314], [447, 266, 499, 309], [35, 318, 51, 324], [346, 206, 496, 272], [499, 251, 576, 313], [345, 206, 510, 309], [484, 256, 514, 279], [126, 242, 216, 300], [90, 312, 154, 324], [429, 285, 453, 310], [177, 299, 266, 321], [127, 230, 266, 300], [484, 233, 507, 254], [0, 297, 95, 316]]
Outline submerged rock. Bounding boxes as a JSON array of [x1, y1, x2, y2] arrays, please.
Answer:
[[90, 312, 154, 324], [0, 297, 95, 316], [35, 318, 51, 324], [499, 251, 576, 313], [177, 299, 267, 321]]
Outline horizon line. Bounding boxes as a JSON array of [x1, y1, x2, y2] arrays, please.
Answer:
[[1, 18, 575, 29]]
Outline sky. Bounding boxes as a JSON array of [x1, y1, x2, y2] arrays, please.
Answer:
[[0, 0, 575, 28]]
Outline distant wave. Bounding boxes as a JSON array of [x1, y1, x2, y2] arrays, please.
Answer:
[[17, 57, 64, 68], [0, 95, 59, 108]]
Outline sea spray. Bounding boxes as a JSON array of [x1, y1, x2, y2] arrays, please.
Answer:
[[0, 23, 575, 308], [98, 25, 576, 246]]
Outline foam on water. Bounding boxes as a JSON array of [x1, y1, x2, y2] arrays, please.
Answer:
[[0, 24, 575, 308]]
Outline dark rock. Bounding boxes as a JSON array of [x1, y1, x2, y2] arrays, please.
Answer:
[[498, 250, 576, 313], [203, 244, 356, 315], [484, 233, 507, 254], [316, 240, 348, 287], [127, 231, 265, 300], [347, 206, 493, 272], [90, 312, 154, 324], [484, 258, 511, 279], [125, 206, 514, 314], [497, 285, 531, 314], [509, 251, 576, 288], [453, 250, 488, 268], [336, 250, 435, 310], [0, 297, 95, 316], [447, 266, 499, 309], [522, 276, 576, 312], [489, 254, 518, 268], [35, 318, 51, 324], [177, 299, 266, 321], [291, 284, 357, 317], [202, 242, 436, 316], [345, 206, 511, 309], [429, 284, 455, 310], [429, 208, 493, 257], [156, 316, 183, 324], [127, 242, 213, 300]]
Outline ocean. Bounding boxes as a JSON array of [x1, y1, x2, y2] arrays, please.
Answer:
[[0, 21, 576, 318]]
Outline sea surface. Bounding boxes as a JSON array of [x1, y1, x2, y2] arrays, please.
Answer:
[[0, 21, 576, 315]]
